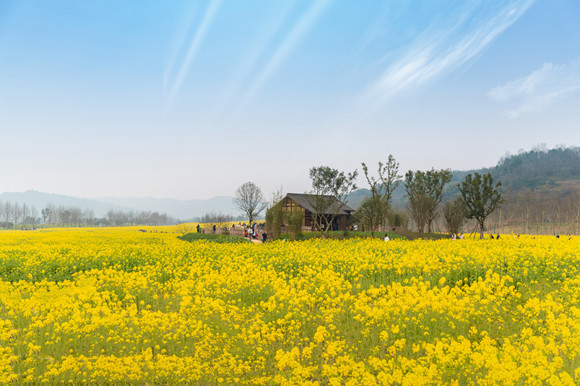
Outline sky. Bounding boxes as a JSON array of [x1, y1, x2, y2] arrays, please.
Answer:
[[0, 0, 579, 200]]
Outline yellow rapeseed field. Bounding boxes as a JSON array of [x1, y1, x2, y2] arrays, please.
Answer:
[[0, 227, 578, 384]]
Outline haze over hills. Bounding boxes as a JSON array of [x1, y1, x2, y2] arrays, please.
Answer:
[[348, 145, 580, 209], [0, 190, 135, 218], [2, 146, 578, 220], [0, 191, 239, 220]]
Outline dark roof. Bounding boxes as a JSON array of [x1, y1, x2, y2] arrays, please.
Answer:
[[285, 193, 355, 215]]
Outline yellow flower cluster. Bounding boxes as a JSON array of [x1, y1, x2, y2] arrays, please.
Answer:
[[0, 228, 578, 384]]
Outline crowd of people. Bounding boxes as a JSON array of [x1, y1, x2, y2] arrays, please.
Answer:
[[236, 223, 268, 243]]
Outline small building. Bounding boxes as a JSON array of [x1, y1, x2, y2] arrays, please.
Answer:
[[280, 193, 355, 231]]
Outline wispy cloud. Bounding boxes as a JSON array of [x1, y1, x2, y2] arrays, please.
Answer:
[[365, 0, 535, 106], [163, 3, 200, 91], [211, 2, 297, 114], [236, 0, 332, 109], [164, 0, 221, 113], [488, 60, 580, 118]]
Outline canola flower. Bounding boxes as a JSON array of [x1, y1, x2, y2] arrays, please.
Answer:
[[0, 228, 578, 384]]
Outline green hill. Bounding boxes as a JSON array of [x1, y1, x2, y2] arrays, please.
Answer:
[[349, 145, 580, 208], [492, 146, 580, 191]]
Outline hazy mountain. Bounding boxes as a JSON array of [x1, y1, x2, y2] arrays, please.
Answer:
[[3, 146, 577, 218], [0, 190, 134, 217], [96, 196, 237, 220], [348, 145, 580, 209]]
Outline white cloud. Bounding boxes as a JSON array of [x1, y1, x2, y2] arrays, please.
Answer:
[[237, 0, 332, 108], [210, 2, 297, 115], [163, 3, 201, 91], [365, 0, 535, 106], [488, 60, 580, 118], [164, 0, 222, 113]]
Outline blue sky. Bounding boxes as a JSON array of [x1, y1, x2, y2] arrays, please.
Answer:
[[1, 0, 579, 199]]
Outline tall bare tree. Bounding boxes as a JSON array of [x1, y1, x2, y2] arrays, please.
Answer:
[[233, 182, 267, 227], [29, 206, 39, 225], [20, 204, 29, 227], [10, 202, 20, 229], [200, 212, 233, 230], [0, 201, 8, 229], [82, 208, 95, 225]]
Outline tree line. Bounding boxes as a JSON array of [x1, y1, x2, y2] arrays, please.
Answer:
[[0, 201, 177, 229], [483, 188, 580, 235], [235, 156, 502, 240], [356, 156, 502, 238], [233, 148, 580, 239]]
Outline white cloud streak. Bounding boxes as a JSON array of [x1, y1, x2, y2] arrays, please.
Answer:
[[366, 0, 536, 106], [211, 2, 297, 114], [163, 3, 200, 91], [488, 60, 580, 118], [236, 0, 332, 109], [164, 0, 221, 113]]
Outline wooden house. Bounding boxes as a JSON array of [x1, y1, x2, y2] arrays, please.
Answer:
[[280, 193, 355, 231]]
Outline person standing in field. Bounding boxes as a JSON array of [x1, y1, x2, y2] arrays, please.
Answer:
[[262, 232, 267, 243], [384, 234, 390, 242]]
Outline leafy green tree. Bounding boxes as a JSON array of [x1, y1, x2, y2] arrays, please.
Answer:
[[356, 195, 389, 237], [360, 154, 401, 235], [287, 209, 304, 241], [265, 188, 284, 239], [265, 203, 283, 240], [361, 154, 401, 205], [308, 166, 358, 238], [443, 197, 468, 235], [388, 209, 409, 229], [404, 169, 452, 233], [458, 172, 504, 239], [407, 194, 434, 233]]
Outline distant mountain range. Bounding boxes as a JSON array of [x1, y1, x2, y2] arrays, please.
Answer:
[[2, 146, 578, 219], [0, 190, 238, 220]]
